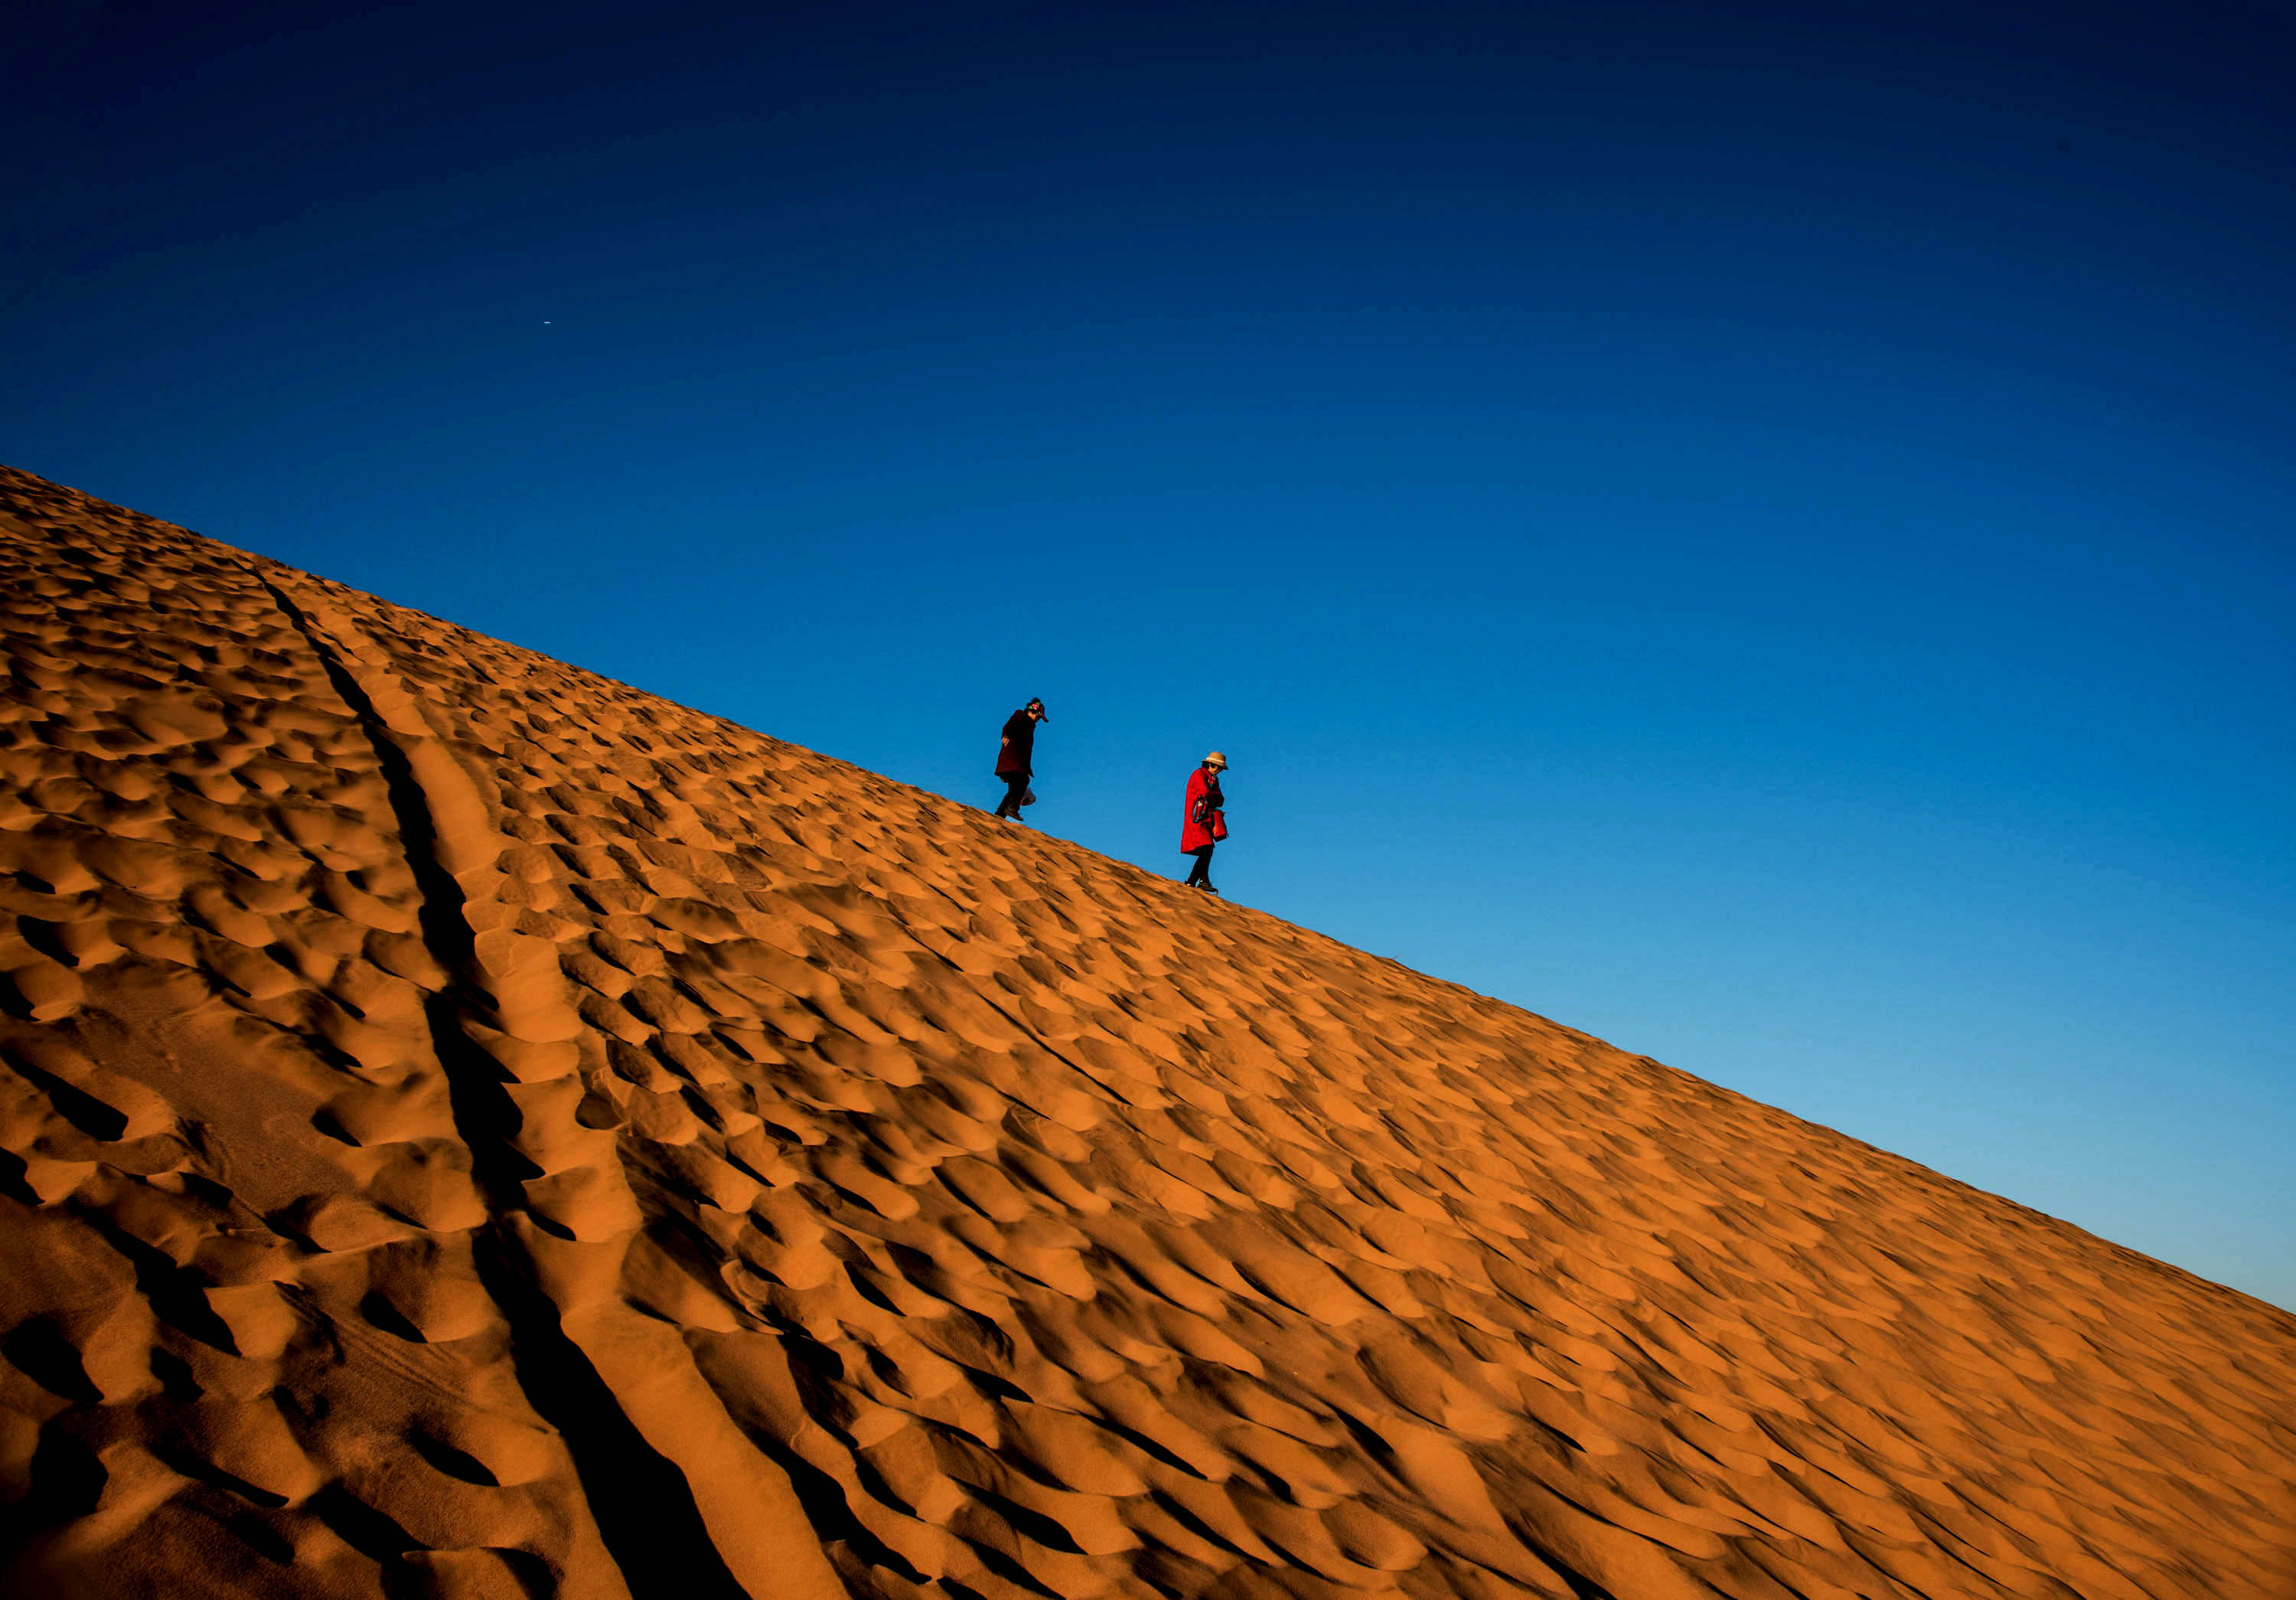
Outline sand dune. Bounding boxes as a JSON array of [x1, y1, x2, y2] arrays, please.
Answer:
[[1, 463, 2290, 1600]]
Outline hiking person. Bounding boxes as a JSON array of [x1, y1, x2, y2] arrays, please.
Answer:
[[1181, 750, 1227, 891], [993, 697, 1048, 820]]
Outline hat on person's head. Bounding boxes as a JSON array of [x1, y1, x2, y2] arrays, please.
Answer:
[[1028, 698, 1049, 720], [1204, 750, 1228, 769]]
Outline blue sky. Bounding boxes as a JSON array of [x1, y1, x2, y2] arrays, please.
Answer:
[[7, 1, 2290, 1308]]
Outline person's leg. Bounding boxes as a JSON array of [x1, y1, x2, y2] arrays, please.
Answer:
[[995, 774, 1027, 818], [1185, 845, 1213, 887]]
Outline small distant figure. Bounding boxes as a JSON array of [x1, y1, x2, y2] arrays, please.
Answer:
[[1181, 750, 1228, 892], [994, 697, 1048, 820]]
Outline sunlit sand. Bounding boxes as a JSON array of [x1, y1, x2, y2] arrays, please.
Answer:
[[3, 464, 2290, 1599]]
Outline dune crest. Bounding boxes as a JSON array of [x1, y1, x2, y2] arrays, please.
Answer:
[[2, 464, 2290, 1600]]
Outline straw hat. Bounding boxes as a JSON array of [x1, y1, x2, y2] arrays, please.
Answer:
[[1203, 751, 1228, 769]]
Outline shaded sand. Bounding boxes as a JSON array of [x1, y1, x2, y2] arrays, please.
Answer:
[[1, 464, 2291, 1600]]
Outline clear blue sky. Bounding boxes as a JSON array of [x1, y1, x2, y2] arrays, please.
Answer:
[[8, 2, 2290, 1309]]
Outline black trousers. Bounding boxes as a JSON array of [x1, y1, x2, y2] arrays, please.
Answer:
[[994, 773, 1029, 818], [1184, 844, 1215, 885]]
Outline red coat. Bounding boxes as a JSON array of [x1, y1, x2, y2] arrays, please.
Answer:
[[1180, 766, 1224, 854]]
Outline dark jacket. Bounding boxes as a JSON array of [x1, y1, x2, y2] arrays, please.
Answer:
[[996, 709, 1036, 777]]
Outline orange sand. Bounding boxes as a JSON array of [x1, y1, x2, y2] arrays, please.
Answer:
[[1, 463, 2290, 1600]]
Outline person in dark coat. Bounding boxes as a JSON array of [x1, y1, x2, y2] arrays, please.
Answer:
[[1181, 750, 1227, 891], [993, 698, 1047, 820]]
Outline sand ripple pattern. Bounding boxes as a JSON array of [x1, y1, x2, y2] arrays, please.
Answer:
[[2, 465, 2291, 1600]]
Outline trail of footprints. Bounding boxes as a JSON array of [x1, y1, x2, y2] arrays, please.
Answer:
[[2, 465, 2292, 1600]]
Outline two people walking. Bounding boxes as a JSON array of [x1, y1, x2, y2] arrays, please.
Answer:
[[989, 700, 1231, 893]]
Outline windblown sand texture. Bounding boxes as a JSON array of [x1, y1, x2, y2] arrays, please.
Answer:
[[1, 465, 2290, 1600]]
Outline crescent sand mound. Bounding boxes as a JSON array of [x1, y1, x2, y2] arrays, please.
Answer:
[[0, 463, 2289, 1600]]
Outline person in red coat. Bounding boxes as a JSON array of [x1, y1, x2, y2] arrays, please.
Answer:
[[1181, 750, 1227, 892], [993, 698, 1046, 820]]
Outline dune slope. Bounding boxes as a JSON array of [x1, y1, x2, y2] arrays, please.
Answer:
[[1, 465, 2290, 1600]]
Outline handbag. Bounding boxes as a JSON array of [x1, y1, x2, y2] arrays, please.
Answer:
[[1209, 808, 1228, 841]]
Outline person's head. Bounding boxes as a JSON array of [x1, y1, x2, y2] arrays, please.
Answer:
[[1026, 698, 1047, 721], [1203, 751, 1228, 772]]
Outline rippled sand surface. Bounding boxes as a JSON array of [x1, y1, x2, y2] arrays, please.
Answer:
[[2, 465, 2291, 1600]]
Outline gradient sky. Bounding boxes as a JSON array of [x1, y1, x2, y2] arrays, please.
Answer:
[[8, 2, 2291, 1309]]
